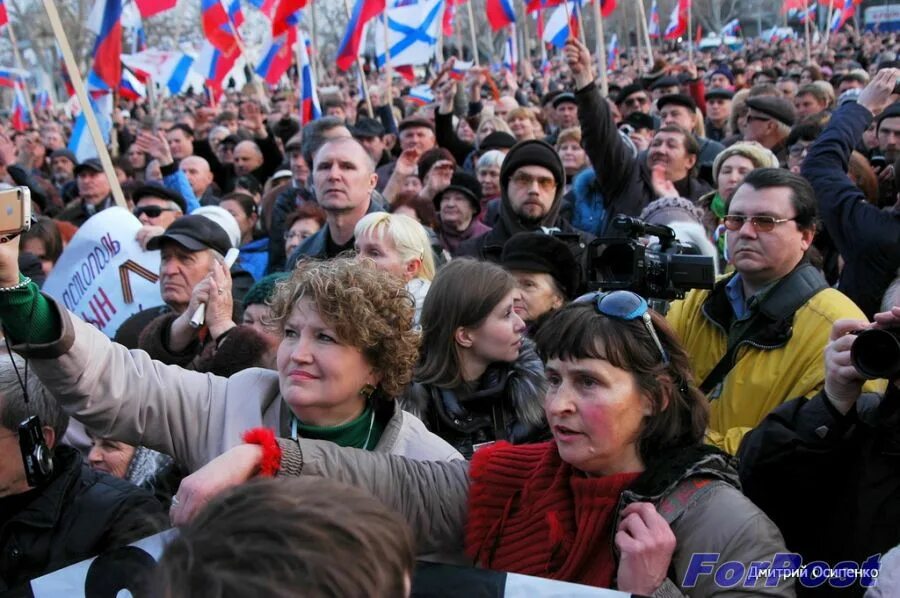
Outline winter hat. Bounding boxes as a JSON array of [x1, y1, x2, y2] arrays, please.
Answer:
[[416, 148, 456, 179], [243, 272, 289, 309], [710, 66, 735, 85], [500, 139, 565, 192], [433, 170, 483, 214], [500, 232, 579, 299], [639, 197, 705, 227], [479, 131, 517, 153], [711, 142, 780, 182]]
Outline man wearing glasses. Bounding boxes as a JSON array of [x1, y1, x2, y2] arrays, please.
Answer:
[[742, 96, 796, 167], [616, 84, 653, 120], [667, 168, 875, 455]]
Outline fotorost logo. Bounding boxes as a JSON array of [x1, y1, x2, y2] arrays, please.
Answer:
[[683, 553, 881, 590]]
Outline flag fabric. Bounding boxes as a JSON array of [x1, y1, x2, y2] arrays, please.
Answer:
[[87, 0, 123, 92], [134, 0, 177, 18], [503, 25, 518, 72], [486, 0, 516, 31], [694, 23, 702, 44], [248, 0, 278, 19], [68, 94, 113, 162], [606, 33, 618, 70], [271, 0, 306, 34], [450, 60, 473, 80], [122, 49, 195, 94], [648, 0, 660, 38], [542, 1, 579, 49], [119, 67, 147, 100], [36, 90, 52, 112], [525, 0, 563, 13], [0, 67, 26, 88], [228, 0, 244, 28], [443, 0, 456, 36], [255, 29, 296, 84], [192, 40, 240, 91], [664, 0, 689, 40], [298, 29, 321, 124], [792, 4, 817, 23], [202, 0, 240, 56], [337, 0, 386, 71], [781, 0, 807, 11], [830, 0, 855, 32], [10, 83, 29, 131], [375, 0, 442, 68], [406, 84, 434, 105], [0, 0, 8, 28], [721, 18, 740, 36], [599, 0, 616, 17]]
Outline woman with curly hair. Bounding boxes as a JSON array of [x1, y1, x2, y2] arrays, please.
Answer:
[[0, 255, 462, 473]]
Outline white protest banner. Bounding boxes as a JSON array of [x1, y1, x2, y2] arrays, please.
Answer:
[[42, 207, 163, 338]]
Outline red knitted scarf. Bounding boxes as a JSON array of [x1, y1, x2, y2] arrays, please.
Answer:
[[465, 442, 640, 588]]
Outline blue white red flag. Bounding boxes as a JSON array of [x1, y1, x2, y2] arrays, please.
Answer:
[[336, 0, 385, 71], [271, 0, 305, 34], [486, 0, 516, 31], [255, 29, 296, 84], [87, 0, 123, 92], [202, 0, 240, 56], [664, 0, 689, 40], [721, 18, 740, 36], [648, 0, 660, 38], [10, 82, 29, 131], [298, 29, 321, 124], [607, 33, 618, 70], [503, 25, 517, 72]]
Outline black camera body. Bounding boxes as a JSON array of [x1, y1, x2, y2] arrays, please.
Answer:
[[585, 215, 716, 302], [19, 415, 54, 487], [851, 328, 900, 380]]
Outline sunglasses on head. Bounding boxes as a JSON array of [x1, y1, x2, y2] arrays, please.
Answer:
[[134, 205, 176, 218], [574, 290, 670, 365]]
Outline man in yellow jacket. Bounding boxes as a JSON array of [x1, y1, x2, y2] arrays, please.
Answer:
[[668, 168, 882, 454]]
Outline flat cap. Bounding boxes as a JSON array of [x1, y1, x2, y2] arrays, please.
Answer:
[[746, 96, 796, 127]]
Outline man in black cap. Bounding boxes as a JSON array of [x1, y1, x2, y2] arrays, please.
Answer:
[[657, 94, 725, 178], [132, 183, 187, 250], [650, 76, 681, 101], [352, 118, 393, 168], [456, 139, 587, 261], [620, 112, 656, 152], [57, 158, 113, 226], [616, 84, 652, 119], [744, 96, 797, 166], [376, 117, 437, 196], [704, 88, 734, 142], [48, 148, 77, 190], [500, 231, 579, 330], [546, 93, 579, 145], [113, 214, 251, 355]]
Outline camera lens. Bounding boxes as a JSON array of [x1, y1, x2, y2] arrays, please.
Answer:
[[851, 328, 900, 379]]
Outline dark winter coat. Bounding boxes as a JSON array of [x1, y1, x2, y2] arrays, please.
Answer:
[[0, 446, 164, 594], [400, 339, 549, 459]]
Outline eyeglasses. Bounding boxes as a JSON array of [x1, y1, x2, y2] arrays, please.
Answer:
[[624, 96, 650, 106], [133, 205, 177, 219], [723, 215, 796, 232], [510, 171, 557, 192], [574, 290, 670, 364]]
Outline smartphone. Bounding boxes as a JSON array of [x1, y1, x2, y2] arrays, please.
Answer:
[[0, 186, 32, 238]]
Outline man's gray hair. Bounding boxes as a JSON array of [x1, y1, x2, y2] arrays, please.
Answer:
[[0, 353, 68, 445]]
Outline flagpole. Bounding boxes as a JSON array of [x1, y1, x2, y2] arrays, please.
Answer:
[[592, 1, 608, 96], [40, 0, 126, 209], [5, 22, 35, 118], [636, 0, 653, 73], [825, 0, 835, 45], [343, 0, 374, 118], [633, 0, 644, 75], [295, 26, 304, 123], [466, 0, 480, 66], [310, 0, 321, 82], [805, 0, 812, 65], [576, 1, 588, 53], [436, 1, 445, 65], [383, 16, 393, 109], [686, 0, 692, 63]]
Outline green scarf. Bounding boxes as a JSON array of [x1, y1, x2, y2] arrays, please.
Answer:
[[291, 404, 384, 450], [710, 192, 726, 219]]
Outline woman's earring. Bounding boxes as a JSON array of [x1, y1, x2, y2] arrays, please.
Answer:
[[359, 384, 376, 399]]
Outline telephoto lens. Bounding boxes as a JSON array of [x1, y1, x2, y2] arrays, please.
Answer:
[[850, 328, 900, 379]]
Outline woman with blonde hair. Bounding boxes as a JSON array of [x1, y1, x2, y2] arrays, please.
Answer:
[[354, 212, 437, 324]]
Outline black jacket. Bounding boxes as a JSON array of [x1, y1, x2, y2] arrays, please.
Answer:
[[0, 445, 164, 594], [400, 340, 549, 459], [738, 386, 900, 596], [800, 102, 900, 319]]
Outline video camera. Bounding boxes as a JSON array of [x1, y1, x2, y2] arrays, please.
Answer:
[[584, 215, 716, 310]]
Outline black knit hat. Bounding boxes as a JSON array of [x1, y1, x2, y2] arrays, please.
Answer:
[[433, 170, 482, 214], [500, 139, 565, 193], [479, 131, 517, 153], [877, 102, 900, 131], [417, 148, 456, 179], [500, 232, 579, 299]]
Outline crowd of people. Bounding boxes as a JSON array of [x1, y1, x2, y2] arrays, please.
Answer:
[[1, 23, 900, 597]]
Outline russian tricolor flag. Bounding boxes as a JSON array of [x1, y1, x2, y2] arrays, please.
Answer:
[[272, 0, 307, 35], [88, 0, 123, 92], [487, 0, 516, 31], [830, 0, 855, 32], [10, 83, 30, 132], [202, 0, 240, 56], [406, 84, 434, 106], [542, 1, 580, 50], [68, 93, 113, 162], [503, 26, 517, 72], [336, 0, 385, 71], [0, 67, 25, 89], [193, 40, 240, 92], [119, 67, 146, 100], [450, 60, 473, 80], [134, 0, 177, 18], [256, 29, 297, 84], [648, 0, 660, 38], [607, 33, 618, 70], [36, 90, 52, 112], [248, 0, 278, 19], [664, 0, 689, 40], [299, 29, 321, 124], [721, 18, 740, 36]]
